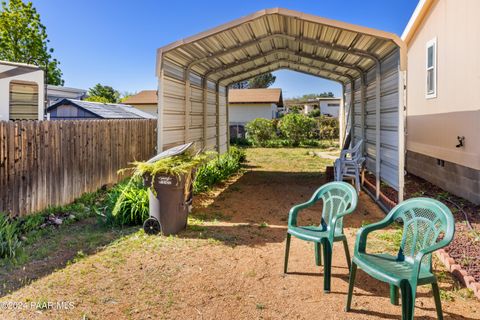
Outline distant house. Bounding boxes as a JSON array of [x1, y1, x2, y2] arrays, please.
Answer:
[[288, 97, 341, 118], [228, 88, 283, 138], [47, 85, 87, 106], [122, 90, 157, 116], [46, 98, 156, 120], [0, 60, 45, 121]]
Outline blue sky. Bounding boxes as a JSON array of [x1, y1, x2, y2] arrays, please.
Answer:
[[33, 0, 418, 98]]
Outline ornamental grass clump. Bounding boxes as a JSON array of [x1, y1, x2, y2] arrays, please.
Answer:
[[109, 150, 214, 225], [0, 213, 21, 260], [128, 152, 214, 181]]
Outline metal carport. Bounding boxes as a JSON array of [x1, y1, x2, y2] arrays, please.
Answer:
[[155, 8, 407, 202]]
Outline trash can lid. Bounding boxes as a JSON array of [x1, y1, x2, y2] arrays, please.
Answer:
[[147, 142, 195, 163]]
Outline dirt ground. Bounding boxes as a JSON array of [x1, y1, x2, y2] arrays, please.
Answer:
[[0, 148, 479, 319]]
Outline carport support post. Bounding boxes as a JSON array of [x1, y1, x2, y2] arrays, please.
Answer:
[[398, 67, 406, 203], [215, 82, 220, 152], [157, 67, 165, 152], [350, 79, 355, 146], [375, 61, 381, 200], [203, 76, 208, 149], [184, 67, 192, 144], [339, 83, 345, 146], [226, 86, 230, 151], [360, 74, 366, 155]]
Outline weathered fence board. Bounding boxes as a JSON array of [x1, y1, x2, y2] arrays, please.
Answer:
[[0, 119, 157, 217]]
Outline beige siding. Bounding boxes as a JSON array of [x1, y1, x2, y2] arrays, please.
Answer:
[[131, 104, 157, 116], [229, 103, 276, 124], [406, 0, 480, 170]]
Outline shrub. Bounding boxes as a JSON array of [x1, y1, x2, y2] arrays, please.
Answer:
[[0, 213, 21, 260], [230, 137, 252, 147], [245, 118, 276, 146], [308, 109, 321, 118], [278, 113, 317, 146], [103, 178, 149, 226], [193, 147, 245, 193], [317, 116, 339, 140]]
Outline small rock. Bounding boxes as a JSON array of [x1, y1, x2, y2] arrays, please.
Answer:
[[464, 276, 476, 288], [68, 214, 76, 220], [20, 236, 28, 241], [53, 218, 63, 225]]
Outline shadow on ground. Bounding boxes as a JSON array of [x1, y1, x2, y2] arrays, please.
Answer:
[[0, 218, 137, 297]]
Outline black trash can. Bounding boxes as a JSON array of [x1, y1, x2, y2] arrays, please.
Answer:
[[142, 142, 195, 235]]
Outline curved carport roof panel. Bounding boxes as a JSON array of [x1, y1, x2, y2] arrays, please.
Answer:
[[155, 7, 407, 203]]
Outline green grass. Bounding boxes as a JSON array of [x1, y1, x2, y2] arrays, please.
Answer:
[[246, 148, 333, 173], [259, 222, 268, 229]]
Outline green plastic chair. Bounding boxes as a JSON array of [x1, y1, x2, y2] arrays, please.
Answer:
[[345, 197, 455, 320], [284, 181, 358, 292]]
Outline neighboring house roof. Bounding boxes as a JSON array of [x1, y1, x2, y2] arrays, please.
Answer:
[[122, 90, 157, 105], [47, 99, 156, 119], [401, 0, 436, 46], [47, 85, 87, 96], [228, 88, 283, 106], [47, 85, 87, 105]]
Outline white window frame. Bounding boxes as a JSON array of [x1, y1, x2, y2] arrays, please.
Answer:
[[426, 37, 437, 99]]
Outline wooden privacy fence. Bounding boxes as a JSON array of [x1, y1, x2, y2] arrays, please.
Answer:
[[0, 119, 157, 217]]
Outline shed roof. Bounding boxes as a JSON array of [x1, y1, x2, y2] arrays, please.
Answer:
[[228, 88, 283, 105], [157, 8, 406, 86], [47, 99, 156, 119], [122, 90, 157, 105]]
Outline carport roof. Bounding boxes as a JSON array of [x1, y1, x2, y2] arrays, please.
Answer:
[[156, 8, 406, 85]]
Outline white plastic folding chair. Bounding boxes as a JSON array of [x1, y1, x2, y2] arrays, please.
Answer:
[[334, 139, 365, 193]]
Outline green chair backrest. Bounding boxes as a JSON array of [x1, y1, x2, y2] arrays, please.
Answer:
[[313, 182, 357, 233], [389, 198, 455, 270]]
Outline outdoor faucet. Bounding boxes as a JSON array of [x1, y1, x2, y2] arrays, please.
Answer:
[[456, 136, 465, 148]]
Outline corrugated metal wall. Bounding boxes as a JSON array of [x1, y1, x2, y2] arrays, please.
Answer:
[[159, 59, 228, 153], [349, 49, 402, 192]]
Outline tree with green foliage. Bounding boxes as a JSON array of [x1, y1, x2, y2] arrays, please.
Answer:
[[230, 72, 276, 89], [245, 118, 276, 146], [278, 113, 316, 146], [87, 84, 120, 103], [230, 81, 249, 89], [0, 0, 63, 85], [285, 92, 335, 105], [247, 73, 276, 88], [119, 91, 137, 103], [84, 96, 111, 104]]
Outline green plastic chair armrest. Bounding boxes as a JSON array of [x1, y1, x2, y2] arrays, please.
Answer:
[[288, 187, 327, 227], [288, 201, 315, 227], [354, 215, 395, 255]]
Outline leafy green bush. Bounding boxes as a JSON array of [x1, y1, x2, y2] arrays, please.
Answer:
[[245, 118, 276, 146], [0, 213, 21, 260], [317, 116, 339, 140], [278, 113, 317, 146], [102, 178, 149, 226], [308, 109, 321, 118], [230, 137, 252, 147], [193, 147, 245, 193]]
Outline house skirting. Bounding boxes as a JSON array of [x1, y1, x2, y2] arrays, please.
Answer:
[[406, 150, 480, 204]]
